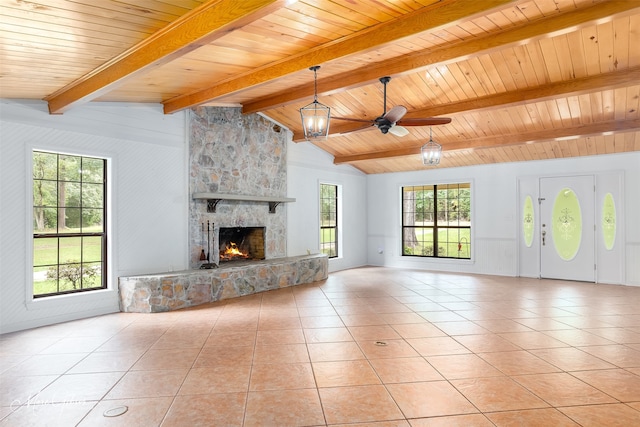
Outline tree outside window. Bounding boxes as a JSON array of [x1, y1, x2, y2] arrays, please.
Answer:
[[33, 151, 107, 297], [320, 183, 338, 258], [402, 183, 471, 259]]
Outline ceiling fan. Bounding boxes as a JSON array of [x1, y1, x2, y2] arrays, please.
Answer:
[[333, 76, 451, 137]]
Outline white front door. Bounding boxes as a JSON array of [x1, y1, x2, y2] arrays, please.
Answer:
[[539, 175, 595, 282]]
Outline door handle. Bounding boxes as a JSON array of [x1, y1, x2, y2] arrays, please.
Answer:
[[541, 230, 546, 246]]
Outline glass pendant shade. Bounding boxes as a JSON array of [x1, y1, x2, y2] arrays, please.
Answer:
[[300, 100, 330, 140], [421, 128, 442, 165], [300, 66, 330, 141]]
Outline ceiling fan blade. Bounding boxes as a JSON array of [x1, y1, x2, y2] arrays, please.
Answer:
[[388, 125, 409, 137], [331, 116, 375, 124], [339, 123, 375, 135], [396, 117, 452, 126], [383, 105, 407, 123]]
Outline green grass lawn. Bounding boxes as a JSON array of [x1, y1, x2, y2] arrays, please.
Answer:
[[405, 227, 471, 258], [33, 227, 104, 295]]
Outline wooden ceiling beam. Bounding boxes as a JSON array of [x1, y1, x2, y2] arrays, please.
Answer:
[[44, 0, 288, 114], [162, 0, 514, 114], [309, 65, 640, 139], [246, 0, 639, 116], [333, 118, 640, 164]]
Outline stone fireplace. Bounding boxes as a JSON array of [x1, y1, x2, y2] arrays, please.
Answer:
[[188, 107, 288, 269], [117, 107, 329, 313], [219, 226, 265, 262]]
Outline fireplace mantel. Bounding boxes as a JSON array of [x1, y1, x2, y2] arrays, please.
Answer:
[[193, 192, 295, 213]]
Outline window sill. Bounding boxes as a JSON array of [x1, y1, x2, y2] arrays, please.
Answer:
[[26, 288, 117, 311]]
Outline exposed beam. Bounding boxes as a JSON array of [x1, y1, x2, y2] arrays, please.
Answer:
[[302, 65, 640, 139], [44, 0, 288, 114], [162, 0, 514, 113], [333, 119, 640, 164], [246, 0, 639, 115]]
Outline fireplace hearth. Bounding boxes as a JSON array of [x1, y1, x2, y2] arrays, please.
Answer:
[[219, 227, 265, 262]]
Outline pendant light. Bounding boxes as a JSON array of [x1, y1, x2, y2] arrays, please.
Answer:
[[300, 66, 330, 141], [421, 126, 442, 166]]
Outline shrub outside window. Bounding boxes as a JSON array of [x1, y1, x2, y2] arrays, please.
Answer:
[[320, 183, 338, 258], [402, 183, 471, 259], [32, 151, 107, 297]]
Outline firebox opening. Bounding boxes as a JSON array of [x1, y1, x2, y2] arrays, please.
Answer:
[[219, 227, 265, 262]]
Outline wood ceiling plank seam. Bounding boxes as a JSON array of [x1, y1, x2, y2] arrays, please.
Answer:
[[434, 65, 468, 102], [273, 7, 363, 35], [0, 38, 125, 66], [537, 37, 564, 82], [500, 46, 532, 89], [596, 21, 617, 74], [613, 86, 628, 121], [554, 97, 573, 126], [566, 94, 583, 126], [570, 137, 584, 157], [611, 16, 631, 69], [464, 57, 496, 96], [487, 50, 518, 92], [445, 62, 482, 99], [524, 103, 544, 130], [328, 0, 398, 21], [599, 89, 615, 122], [629, 14, 640, 67], [0, 6, 155, 39], [0, 20, 137, 48], [45, 0, 291, 113], [227, 27, 331, 50], [564, 30, 589, 79], [258, 13, 349, 40], [583, 135, 597, 156], [477, 55, 507, 93], [535, 0, 564, 16], [581, 26, 602, 76], [295, 0, 386, 27], [514, 1, 543, 22], [624, 131, 637, 151], [0, 1, 188, 27], [553, 34, 578, 80], [626, 85, 640, 120], [423, 67, 456, 103], [511, 44, 541, 87], [589, 91, 605, 123]]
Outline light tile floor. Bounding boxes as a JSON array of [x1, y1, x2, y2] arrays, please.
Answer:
[[2, 267, 640, 426]]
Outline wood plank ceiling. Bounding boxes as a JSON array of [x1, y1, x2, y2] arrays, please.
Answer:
[[1, 0, 638, 173]]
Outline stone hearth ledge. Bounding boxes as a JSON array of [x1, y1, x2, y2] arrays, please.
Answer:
[[118, 254, 328, 313]]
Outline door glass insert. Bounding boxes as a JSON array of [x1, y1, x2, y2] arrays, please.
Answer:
[[602, 192, 616, 250], [523, 195, 534, 247], [552, 187, 582, 261]]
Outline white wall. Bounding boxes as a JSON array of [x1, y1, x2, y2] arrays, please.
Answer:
[[286, 139, 368, 272], [366, 152, 640, 286], [0, 100, 189, 333]]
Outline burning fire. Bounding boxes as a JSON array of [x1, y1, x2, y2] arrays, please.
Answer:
[[221, 242, 249, 260]]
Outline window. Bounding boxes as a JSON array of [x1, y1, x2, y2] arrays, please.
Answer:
[[320, 183, 338, 258], [402, 183, 471, 259], [32, 151, 107, 297]]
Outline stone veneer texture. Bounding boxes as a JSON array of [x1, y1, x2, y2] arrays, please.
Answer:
[[119, 254, 328, 313], [189, 107, 290, 269]]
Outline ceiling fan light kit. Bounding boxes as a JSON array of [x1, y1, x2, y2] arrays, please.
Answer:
[[300, 65, 330, 141], [422, 127, 442, 166]]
